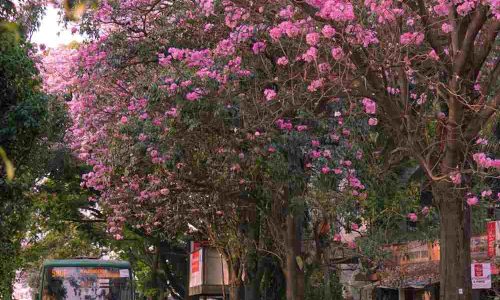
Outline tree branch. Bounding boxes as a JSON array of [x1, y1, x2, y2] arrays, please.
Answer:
[[463, 92, 500, 141], [472, 19, 500, 78], [453, 6, 488, 76]]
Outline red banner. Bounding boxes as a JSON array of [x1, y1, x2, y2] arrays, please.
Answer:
[[191, 251, 200, 273], [487, 221, 496, 257]]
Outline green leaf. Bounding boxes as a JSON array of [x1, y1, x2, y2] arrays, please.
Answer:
[[0, 147, 15, 181], [296, 256, 304, 271]]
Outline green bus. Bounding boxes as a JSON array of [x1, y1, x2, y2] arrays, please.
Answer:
[[37, 259, 134, 300]]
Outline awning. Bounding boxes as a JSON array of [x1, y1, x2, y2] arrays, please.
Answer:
[[378, 261, 440, 289]]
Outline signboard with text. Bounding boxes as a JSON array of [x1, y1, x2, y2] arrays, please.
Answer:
[[472, 263, 491, 289]]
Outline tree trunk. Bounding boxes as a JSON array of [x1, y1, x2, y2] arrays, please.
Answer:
[[285, 214, 305, 300], [151, 245, 161, 300], [229, 285, 242, 300], [228, 257, 243, 300], [433, 183, 472, 300]]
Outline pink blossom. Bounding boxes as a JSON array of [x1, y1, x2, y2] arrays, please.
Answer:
[[306, 32, 320, 46], [351, 223, 359, 230], [330, 134, 340, 142], [334, 234, 341, 241], [321, 166, 331, 174], [264, 89, 277, 101], [302, 47, 318, 62], [333, 168, 342, 174], [347, 241, 357, 249], [196, 0, 214, 16], [311, 150, 322, 159], [252, 41, 266, 54], [433, 3, 449, 16], [476, 138, 488, 145], [160, 188, 170, 195], [268, 146, 276, 153], [467, 195, 479, 206], [158, 53, 171, 67], [278, 5, 295, 19], [215, 39, 235, 56], [356, 150, 363, 160], [450, 171, 462, 185], [321, 25, 336, 38], [296, 125, 308, 131], [186, 89, 203, 101], [323, 150, 332, 159], [312, 140, 320, 147], [230, 163, 241, 172], [181, 80, 192, 87], [473, 153, 500, 169], [269, 27, 283, 41], [407, 213, 418, 222], [120, 116, 128, 124], [307, 78, 324, 92], [166, 107, 178, 117], [138, 133, 148, 142], [362, 98, 376, 114], [400, 32, 425, 45], [316, 0, 355, 22], [428, 49, 440, 60], [422, 206, 430, 215], [152, 117, 162, 126], [279, 21, 300, 37], [275, 119, 293, 131], [441, 23, 453, 33], [368, 118, 378, 126], [318, 63, 331, 73], [331, 47, 344, 60], [417, 94, 428, 104], [482, 190, 493, 197], [168, 47, 185, 60], [204, 23, 214, 31], [277, 56, 289, 65], [457, 0, 476, 16]]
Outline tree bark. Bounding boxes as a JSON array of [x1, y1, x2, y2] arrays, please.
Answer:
[[285, 214, 305, 300], [433, 182, 472, 300], [228, 258, 243, 300], [229, 285, 242, 300]]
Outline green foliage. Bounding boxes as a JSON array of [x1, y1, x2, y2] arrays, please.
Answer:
[[0, 10, 49, 296], [305, 266, 343, 300]]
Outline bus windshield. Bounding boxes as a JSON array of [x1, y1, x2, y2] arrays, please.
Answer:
[[42, 266, 132, 300]]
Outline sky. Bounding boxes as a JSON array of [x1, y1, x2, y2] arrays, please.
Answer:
[[31, 5, 84, 48]]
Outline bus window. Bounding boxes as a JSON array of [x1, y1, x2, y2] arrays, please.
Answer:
[[42, 267, 132, 300]]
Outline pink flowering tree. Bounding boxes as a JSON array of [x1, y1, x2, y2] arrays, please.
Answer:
[[51, 0, 500, 299]]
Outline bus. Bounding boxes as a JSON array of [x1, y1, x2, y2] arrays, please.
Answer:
[[37, 259, 134, 300]]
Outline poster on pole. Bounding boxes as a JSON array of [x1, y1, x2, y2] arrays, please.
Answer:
[[487, 221, 496, 257], [471, 263, 491, 289], [189, 249, 203, 288]]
